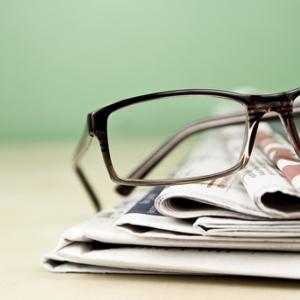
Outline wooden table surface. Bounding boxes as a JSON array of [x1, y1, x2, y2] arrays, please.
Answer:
[[1, 141, 300, 300]]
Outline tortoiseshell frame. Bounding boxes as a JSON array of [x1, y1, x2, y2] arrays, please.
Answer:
[[74, 87, 300, 211]]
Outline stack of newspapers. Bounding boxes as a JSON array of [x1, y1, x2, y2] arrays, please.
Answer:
[[43, 123, 300, 279]]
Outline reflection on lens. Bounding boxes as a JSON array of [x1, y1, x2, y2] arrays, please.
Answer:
[[107, 95, 247, 181]]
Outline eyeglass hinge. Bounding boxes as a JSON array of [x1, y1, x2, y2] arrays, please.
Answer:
[[87, 113, 95, 137]]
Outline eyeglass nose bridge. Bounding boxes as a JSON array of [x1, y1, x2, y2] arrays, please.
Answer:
[[248, 93, 292, 116], [246, 94, 300, 161]]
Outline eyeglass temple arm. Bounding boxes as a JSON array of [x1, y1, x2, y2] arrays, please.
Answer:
[[73, 125, 101, 211], [116, 107, 300, 196]]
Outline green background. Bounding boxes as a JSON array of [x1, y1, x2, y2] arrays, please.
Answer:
[[1, 0, 300, 141]]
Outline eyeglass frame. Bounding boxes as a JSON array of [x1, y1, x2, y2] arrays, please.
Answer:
[[74, 87, 300, 211]]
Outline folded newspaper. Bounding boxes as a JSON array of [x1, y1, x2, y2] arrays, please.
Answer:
[[43, 123, 300, 279]]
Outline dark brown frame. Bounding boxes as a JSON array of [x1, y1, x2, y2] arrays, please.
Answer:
[[74, 87, 300, 211]]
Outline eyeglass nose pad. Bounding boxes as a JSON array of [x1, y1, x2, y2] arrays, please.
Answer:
[[245, 119, 260, 159]]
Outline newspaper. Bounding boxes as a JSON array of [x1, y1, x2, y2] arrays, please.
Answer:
[[43, 122, 300, 279], [42, 192, 300, 279]]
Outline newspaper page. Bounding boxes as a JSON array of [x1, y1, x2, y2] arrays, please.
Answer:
[[222, 125, 300, 217], [155, 126, 300, 220], [256, 122, 300, 190], [117, 186, 300, 239]]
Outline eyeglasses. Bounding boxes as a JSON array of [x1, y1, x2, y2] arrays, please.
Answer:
[[74, 87, 300, 211]]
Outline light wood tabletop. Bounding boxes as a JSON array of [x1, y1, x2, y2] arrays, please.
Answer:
[[1, 141, 300, 300]]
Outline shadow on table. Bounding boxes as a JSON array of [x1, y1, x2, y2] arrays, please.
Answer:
[[60, 273, 300, 290]]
